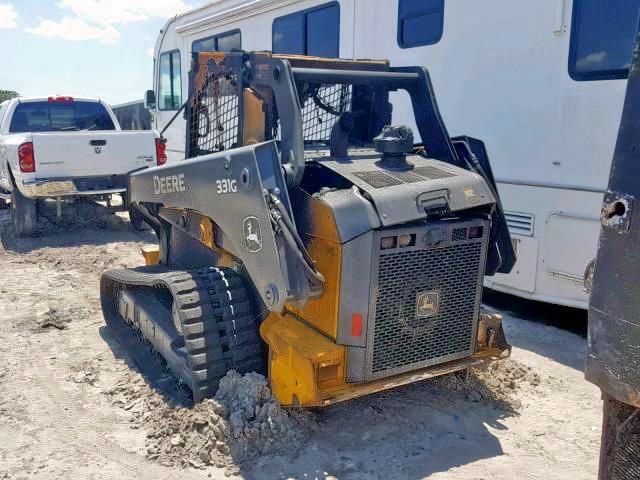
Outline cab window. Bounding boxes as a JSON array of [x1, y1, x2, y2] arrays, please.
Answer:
[[158, 50, 182, 110], [569, 0, 640, 80]]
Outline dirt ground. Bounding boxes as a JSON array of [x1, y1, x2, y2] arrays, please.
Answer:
[[0, 208, 602, 480]]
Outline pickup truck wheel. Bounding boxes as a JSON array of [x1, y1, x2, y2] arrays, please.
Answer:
[[10, 188, 37, 236], [128, 205, 149, 231]]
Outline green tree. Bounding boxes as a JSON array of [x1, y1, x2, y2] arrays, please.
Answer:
[[0, 90, 19, 103]]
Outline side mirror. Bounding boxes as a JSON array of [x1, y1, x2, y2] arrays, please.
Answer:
[[144, 90, 156, 110]]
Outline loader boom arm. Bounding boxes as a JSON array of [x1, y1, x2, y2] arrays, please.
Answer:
[[128, 141, 323, 312]]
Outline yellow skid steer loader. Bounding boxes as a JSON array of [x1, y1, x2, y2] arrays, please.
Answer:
[[100, 52, 515, 407]]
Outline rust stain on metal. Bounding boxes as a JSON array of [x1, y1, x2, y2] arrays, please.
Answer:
[[194, 52, 226, 94]]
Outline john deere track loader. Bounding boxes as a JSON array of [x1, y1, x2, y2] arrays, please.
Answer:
[[100, 51, 515, 407]]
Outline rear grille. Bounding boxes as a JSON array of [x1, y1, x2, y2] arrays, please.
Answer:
[[388, 170, 424, 184], [504, 211, 534, 236], [412, 165, 455, 180], [353, 171, 403, 188], [370, 236, 484, 378], [353, 165, 457, 189]]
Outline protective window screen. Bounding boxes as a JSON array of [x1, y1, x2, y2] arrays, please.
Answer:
[[301, 84, 352, 144], [272, 2, 339, 57], [159, 51, 182, 110], [397, 0, 444, 48], [189, 71, 240, 156], [569, 0, 640, 80], [193, 30, 241, 53], [270, 82, 389, 148]]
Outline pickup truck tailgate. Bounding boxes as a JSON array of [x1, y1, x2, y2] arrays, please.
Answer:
[[31, 131, 157, 178]]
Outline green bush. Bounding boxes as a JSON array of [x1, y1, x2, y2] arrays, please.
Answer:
[[0, 90, 19, 103]]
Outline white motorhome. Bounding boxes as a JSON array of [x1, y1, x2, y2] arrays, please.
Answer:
[[147, 0, 639, 309]]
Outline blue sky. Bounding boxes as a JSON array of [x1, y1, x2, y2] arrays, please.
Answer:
[[0, 1, 206, 105]]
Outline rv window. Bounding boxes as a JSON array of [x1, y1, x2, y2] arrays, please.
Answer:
[[272, 2, 339, 57], [158, 50, 182, 110], [569, 0, 640, 81], [307, 5, 340, 57], [192, 30, 241, 53], [397, 0, 444, 48]]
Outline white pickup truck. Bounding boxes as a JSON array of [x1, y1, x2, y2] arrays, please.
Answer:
[[0, 96, 166, 235]]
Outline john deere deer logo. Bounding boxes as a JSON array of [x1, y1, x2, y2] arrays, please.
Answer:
[[416, 291, 440, 318], [242, 216, 262, 253]]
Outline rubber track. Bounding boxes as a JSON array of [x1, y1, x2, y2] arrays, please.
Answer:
[[101, 265, 264, 401]]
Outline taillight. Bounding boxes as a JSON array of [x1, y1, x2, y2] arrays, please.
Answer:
[[18, 142, 35, 172], [380, 236, 397, 250], [48, 96, 74, 103], [155, 138, 167, 166], [351, 313, 363, 337]]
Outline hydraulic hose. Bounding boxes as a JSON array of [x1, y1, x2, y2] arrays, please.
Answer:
[[270, 194, 316, 269], [269, 194, 324, 288]]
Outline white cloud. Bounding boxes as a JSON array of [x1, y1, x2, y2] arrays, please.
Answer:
[[24, 0, 192, 44], [26, 17, 120, 44], [576, 51, 608, 69], [146, 48, 155, 57], [55, 0, 191, 25], [0, 3, 18, 29]]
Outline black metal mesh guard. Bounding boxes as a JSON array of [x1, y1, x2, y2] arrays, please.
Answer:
[[273, 84, 353, 145], [301, 84, 352, 143], [188, 59, 361, 158], [189, 71, 240, 156]]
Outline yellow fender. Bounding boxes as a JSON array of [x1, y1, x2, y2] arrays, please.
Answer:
[[260, 312, 345, 407]]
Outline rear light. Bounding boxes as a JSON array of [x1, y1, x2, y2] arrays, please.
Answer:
[[155, 138, 167, 166], [380, 236, 397, 250], [48, 96, 74, 103], [398, 234, 416, 248], [469, 226, 484, 239], [18, 142, 35, 172], [351, 313, 363, 337]]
